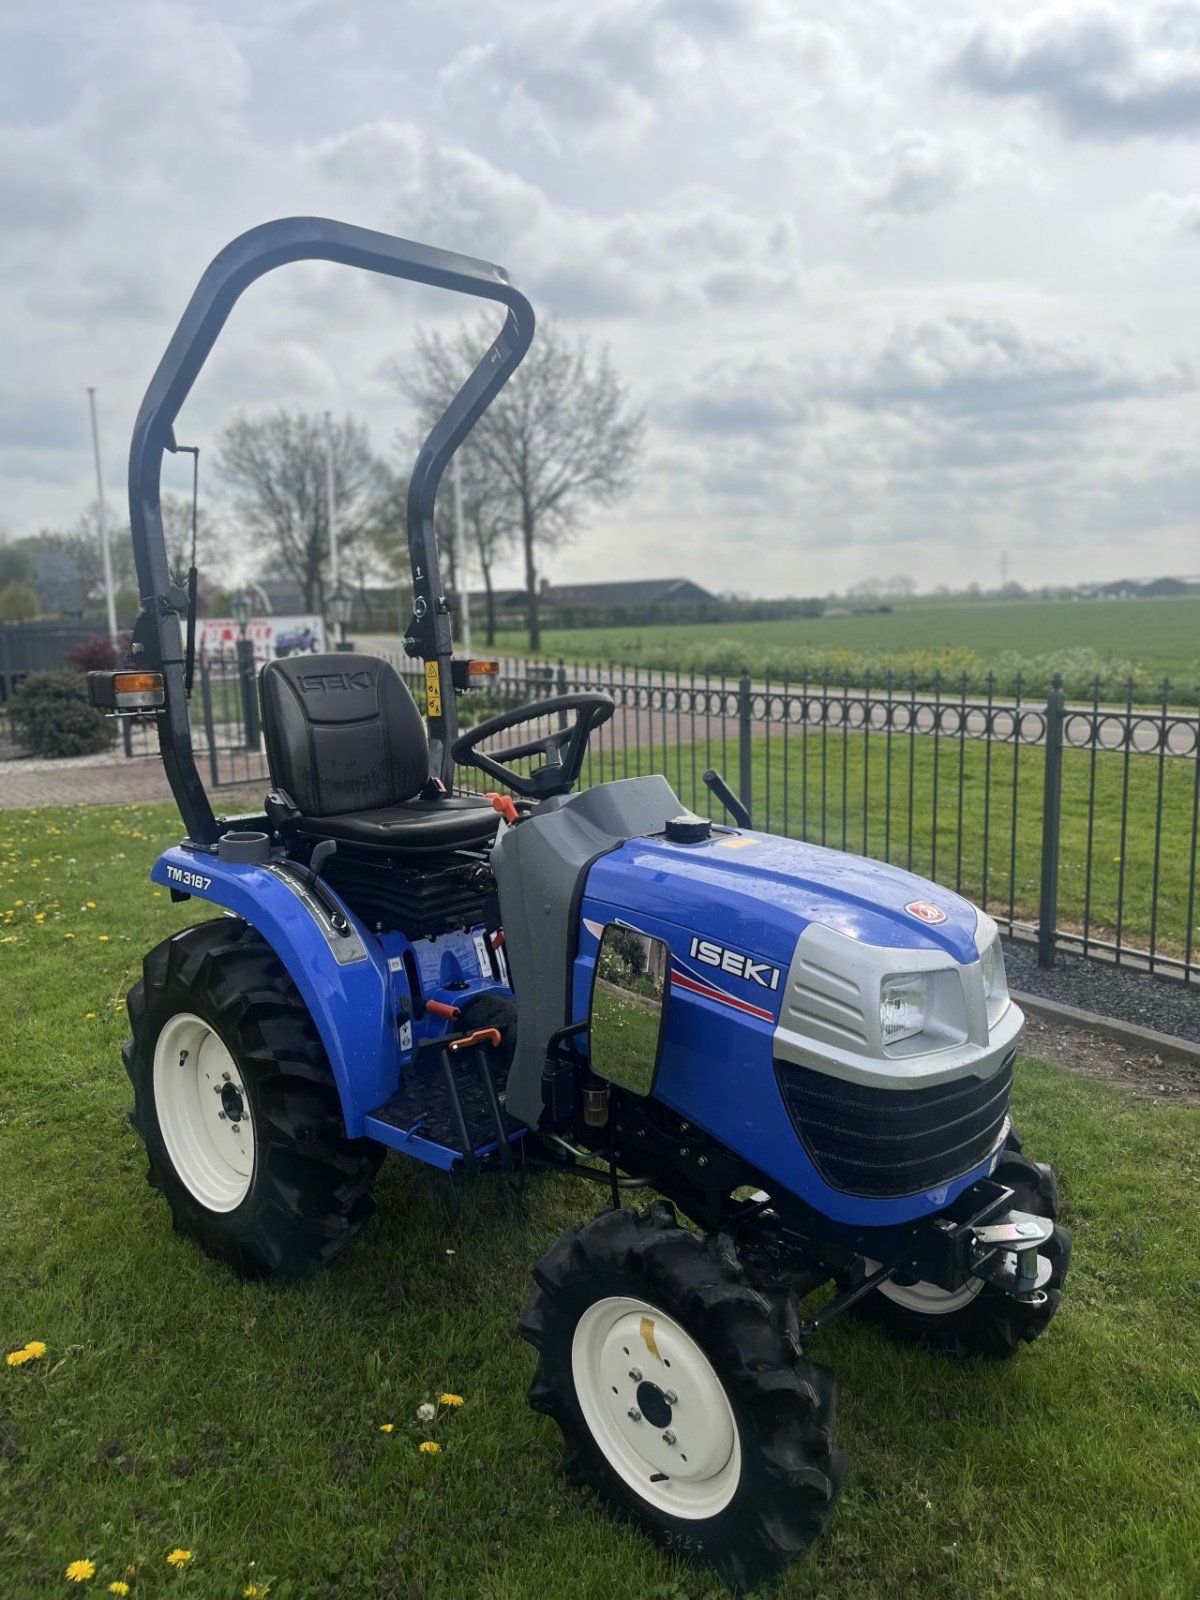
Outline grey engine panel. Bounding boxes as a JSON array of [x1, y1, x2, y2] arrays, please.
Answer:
[[493, 775, 683, 1128]]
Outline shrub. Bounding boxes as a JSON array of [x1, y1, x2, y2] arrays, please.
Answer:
[[0, 582, 38, 621], [64, 632, 132, 673], [8, 671, 115, 759]]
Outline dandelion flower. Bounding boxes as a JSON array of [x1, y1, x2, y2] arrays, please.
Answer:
[[419, 1440, 441, 1455], [109, 1583, 131, 1596], [64, 932, 76, 940], [243, 1585, 271, 1598], [85, 1013, 96, 1021], [166, 1548, 192, 1568], [439, 1393, 464, 1407], [14, 899, 23, 907], [35, 911, 46, 922], [378, 1423, 395, 1433], [98, 935, 110, 943], [416, 1403, 436, 1423], [23, 1341, 46, 1359], [86, 901, 95, 909], [65, 1559, 96, 1583], [5, 1348, 33, 1367]]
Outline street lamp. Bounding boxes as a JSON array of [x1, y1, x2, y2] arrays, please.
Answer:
[[230, 589, 250, 637], [328, 581, 354, 652]]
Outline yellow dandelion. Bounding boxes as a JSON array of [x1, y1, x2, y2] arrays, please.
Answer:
[[23, 1341, 46, 1359], [378, 1423, 395, 1433], [166, 1548, 192, 1568], [98, 934, 110, 943], [419, 1440, 441, 1455], [65, 1559, 96, 1583], [109, 1584, 131, 1597], [35, 911, 46, 922], [86, 901, 95, 909], [243, 1586, 271, 1598], [85, 1013, 96, 1021], [5, 1348, 33, 1367], [14, 899, 23, 907], [439, 1392, 464, 1407], [64, 931, 76, 940]]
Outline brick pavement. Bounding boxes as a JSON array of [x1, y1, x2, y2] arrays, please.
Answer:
[[0, 753, 267, 811]]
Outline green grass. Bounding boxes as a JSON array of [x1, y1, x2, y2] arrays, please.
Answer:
[[481, 594, 1200, 702], [2, 802, 1200, 1599]]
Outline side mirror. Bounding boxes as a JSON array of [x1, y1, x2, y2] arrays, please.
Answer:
[[588, 924, 670, 1097]]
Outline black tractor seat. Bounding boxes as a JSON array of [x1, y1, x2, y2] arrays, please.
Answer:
[[260, 652, 498, 855]]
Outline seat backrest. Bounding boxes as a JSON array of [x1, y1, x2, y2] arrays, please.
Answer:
[[260, 653, 429, 817]]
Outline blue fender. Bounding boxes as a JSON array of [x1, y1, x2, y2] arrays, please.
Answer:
[[150, 847, 396, 1134]]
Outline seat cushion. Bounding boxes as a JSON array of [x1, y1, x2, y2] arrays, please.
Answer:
[[294, 793, 498, 852]]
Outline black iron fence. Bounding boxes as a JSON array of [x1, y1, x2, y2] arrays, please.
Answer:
[[389, 656, 1200, 986], [119, 646, 1199, 985]]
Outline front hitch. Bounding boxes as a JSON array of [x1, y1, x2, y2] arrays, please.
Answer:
[[967, 1210, 1056, 1304]]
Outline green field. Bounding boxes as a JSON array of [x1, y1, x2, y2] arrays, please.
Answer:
[[479, 594, 1200, 703], [2, 802, 1199, 1599]]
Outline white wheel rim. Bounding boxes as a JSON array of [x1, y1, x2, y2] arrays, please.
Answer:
[[571, 1296, 742, 1519], [865, 1258, 984, 1315], [152, 1012, 255, 1212]]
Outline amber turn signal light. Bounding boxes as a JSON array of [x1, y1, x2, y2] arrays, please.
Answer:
[[87, 669, 166, 712]]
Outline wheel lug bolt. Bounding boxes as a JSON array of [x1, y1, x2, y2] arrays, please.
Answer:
[[627, 1408, 641, 1423], [628, 1368, 642, 1382], [663, 1390, 678, 1405], [222, 1071, 231, 1082], [662, 1430, 676, 1446], [218, 1112, 226, 1120]]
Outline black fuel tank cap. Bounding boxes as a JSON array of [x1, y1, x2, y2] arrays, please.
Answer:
[[665, 812, 712, 844]]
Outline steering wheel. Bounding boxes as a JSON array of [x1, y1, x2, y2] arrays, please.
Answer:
[[450, 693, 616, 799]]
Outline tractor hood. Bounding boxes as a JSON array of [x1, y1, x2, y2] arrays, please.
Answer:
[[583, 826, 983, 983]]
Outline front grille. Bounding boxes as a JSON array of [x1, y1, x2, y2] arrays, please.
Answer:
[[774, 1053, 1013, 1198]]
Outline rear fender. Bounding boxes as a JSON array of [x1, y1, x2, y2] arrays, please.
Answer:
[[150, 846, 394, 1134]]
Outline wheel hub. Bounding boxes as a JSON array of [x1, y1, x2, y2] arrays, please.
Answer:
[[571, 1296, 742, 1518], [152, 1012, 255, 1213]]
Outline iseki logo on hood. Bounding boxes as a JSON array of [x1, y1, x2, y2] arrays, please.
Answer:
[[689, 937, 780, 990]]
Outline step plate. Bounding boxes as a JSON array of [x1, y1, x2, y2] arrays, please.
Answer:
[[367, 1053, 525, 1169]]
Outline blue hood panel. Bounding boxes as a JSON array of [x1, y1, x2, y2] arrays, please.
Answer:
[[587, 828, 981, 975]]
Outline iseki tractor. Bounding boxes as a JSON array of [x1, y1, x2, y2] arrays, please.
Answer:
[[90, 218, 1071, 1593]]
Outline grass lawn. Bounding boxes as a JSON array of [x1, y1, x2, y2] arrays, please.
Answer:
[[3, 802, 1199, 1599], [487, 594, 1200, 695]]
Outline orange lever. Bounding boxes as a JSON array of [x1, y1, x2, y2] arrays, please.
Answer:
[[425, 999, 460, 1021], [484, 791, 520, 825], [449, 1027, 502, 1052]]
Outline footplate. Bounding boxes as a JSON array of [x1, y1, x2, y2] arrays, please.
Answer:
[[364, 1042, 525, 1172]]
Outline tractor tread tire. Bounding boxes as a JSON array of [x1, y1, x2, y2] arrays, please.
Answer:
[[856, 1149, 1071, 1360], [125, 918, 384, 1280], [519, 1202, 845, 1593]]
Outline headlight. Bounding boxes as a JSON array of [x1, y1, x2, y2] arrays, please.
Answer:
[[980, 936, 1009, 1020], [880, 974, 929, 1046]]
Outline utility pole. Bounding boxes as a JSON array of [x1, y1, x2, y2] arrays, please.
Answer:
[[86, 387, 119, 648], [453, 451, 471, 651], [324, 411, 339, 588]]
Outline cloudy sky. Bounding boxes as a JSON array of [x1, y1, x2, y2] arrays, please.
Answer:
[[2, 0, 1197, 598]]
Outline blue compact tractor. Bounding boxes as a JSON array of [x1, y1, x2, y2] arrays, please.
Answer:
[[91, 219, 1070, 1592]]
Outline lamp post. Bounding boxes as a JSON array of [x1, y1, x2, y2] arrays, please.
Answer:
[[230, 590, 259, 749], [328, 581, 354, 652]]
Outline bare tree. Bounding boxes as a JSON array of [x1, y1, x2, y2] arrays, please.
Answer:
[[397, 317, 643, 650], [161, 492, 226, 585], [214, 411, 392, 613]]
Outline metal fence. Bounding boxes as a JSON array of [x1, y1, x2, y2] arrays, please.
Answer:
[[389, 656, 1200, 986], [120, 647, 1199, 985]]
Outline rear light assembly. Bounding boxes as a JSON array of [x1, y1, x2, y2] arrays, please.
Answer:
[[87, 669, 166, 713], [451, 658, 501, 691]]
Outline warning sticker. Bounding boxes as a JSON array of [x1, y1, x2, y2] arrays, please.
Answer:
[[425, 661, 442, 718]]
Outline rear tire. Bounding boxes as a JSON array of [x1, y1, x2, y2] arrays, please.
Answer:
[[519, 1202, 845, 1593], [854, 1150, 1072, 1359], [125, 919, 384, 1279]]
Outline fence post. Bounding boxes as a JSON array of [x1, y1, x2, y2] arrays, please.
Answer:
[[1037, 672, 1065, 968], [237, 637, 260, 749], [555, 658, 569, 730], [738, 665, 753, 824], [198, 656, 221, 791]]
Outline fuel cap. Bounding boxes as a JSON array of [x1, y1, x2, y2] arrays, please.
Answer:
[[665, 812, 712, 844]]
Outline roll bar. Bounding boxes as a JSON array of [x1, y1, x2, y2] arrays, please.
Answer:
[[127, 216, 535, 847]]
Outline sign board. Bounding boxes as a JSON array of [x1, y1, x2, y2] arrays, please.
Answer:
[[198, 614, 326, 668]]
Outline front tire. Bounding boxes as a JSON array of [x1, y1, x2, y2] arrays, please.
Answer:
[[855, 1150, 1072, 1359], [125, 920, 384, 1279], [519, 1203, 845, 1593]]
